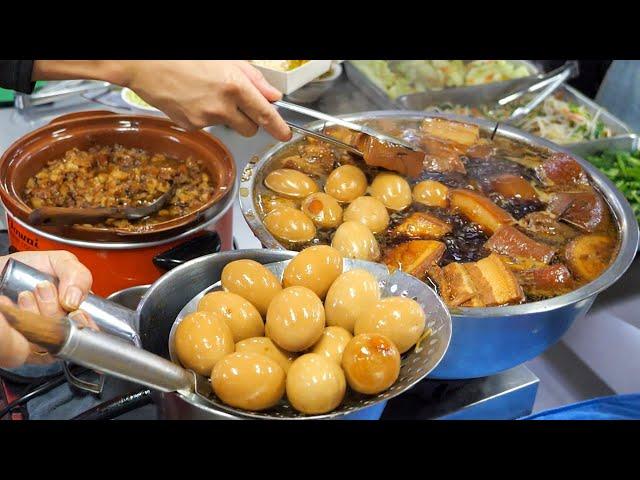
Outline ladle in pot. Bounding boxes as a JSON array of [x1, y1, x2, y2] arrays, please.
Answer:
[[28, 184, 175, 227]]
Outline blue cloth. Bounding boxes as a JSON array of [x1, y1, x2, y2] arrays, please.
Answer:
[[596, 60, 640, 132], [521, 394, 640, 420]]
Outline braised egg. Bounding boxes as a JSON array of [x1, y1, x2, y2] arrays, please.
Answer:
[[355, 296, 426, 353], [258, 195, 299, 216], [324, 269, 381, 333], [264, 168, 319, 198], [235, 337, 297, 374], [221, 259, 282, 316], [198, 291, 264, 342], [174, 311, 234, 376], [369, 173, 412, 211], [324, 165, 367, 202], [264, 206, 316, 243], [343, 196, 390, 234], [412, 180, 449, 208], [310, 326, 353, 365], [282, 245, 343, 299], [212, 352, 285, 411], [301, 192, 343, 229], [341, 333, 400, 395], [286, 353, 346, 414], [331, 221, 380, 261], [266, 286, 325, 352]]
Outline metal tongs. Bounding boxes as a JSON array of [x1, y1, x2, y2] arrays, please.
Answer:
[[395, 61, 579, 124], [274, 100, 422, 154], [502, 61, 579, 123], [14, 80, 112, 111]]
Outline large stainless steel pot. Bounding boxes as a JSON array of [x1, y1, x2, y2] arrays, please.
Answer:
[[3, 249, 395, 420], [239, 111, 640, 379]]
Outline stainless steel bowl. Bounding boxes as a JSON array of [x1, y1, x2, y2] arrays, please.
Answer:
[[239, 110, 639, 379]]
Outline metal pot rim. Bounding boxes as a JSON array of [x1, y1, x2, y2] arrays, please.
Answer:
[[239, 110, 639, 318], [3, 178, 237, 250]]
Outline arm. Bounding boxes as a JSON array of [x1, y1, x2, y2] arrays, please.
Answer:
[[31, 60, 291, 141]]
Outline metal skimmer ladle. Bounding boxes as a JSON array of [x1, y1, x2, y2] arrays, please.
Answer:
[[28, 184, 174, 227], [3, 258, 451, 420]]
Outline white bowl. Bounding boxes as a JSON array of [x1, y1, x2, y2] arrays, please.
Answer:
[[253, 60, 332, 95], [284, 63, 343, 104], [120, 88, 159, 112]]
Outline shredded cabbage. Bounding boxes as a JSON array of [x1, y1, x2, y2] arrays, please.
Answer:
[[430, 94, 614, 144], [352, 60, 530, 98]]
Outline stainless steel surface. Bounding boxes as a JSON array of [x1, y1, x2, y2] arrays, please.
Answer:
[[14, 81, 112, 110], [106, 285, 151, 310], [566, 133, 640, 158], [498, 62, 579, 106], [506, 63, 577, 123], [395, 62, 575, 114], [0, 258, 140, 346], [59, 320, 195, 393], [560, 85, 633, 141], [346, 60, 541, 110], [275, 99, 419, 152], [240, 110, 639, 379], [62, 360, 105, 395], [383, 364, 539, 419], [370, 62, 631, 150], [168, 256, 452, 420]]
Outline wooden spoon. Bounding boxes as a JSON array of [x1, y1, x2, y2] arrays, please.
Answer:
[[28, 185, 174, 227]]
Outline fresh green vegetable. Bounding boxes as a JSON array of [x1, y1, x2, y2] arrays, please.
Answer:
[[586, 149, 640, 222]]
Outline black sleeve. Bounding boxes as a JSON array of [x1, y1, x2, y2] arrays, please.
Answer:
[[0, 60, 36, 94]]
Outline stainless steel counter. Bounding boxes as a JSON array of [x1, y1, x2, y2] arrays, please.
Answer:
[[10, 74, 631, 418]]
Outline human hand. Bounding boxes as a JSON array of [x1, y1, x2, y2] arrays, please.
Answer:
[[120, 60, 292, 140], [0, 251, 94, 367]]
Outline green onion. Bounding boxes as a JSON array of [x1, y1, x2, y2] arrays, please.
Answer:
[[586, 149, 640, 223]]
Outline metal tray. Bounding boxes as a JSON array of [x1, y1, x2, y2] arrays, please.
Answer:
[[567, 133, 639, 158], [345, 61, 633, 146], [560, 85, 632, 141], [344, 60, 541, 109]]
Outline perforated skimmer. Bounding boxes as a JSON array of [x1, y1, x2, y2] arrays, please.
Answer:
[[5, 258, 451, 420], [167, 258, 451, 419]]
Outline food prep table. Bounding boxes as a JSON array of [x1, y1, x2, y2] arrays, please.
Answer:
[[0, 73, 637, 420]]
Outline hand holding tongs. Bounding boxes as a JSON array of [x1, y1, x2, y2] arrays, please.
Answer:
[[274, 100, 422, 154]]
